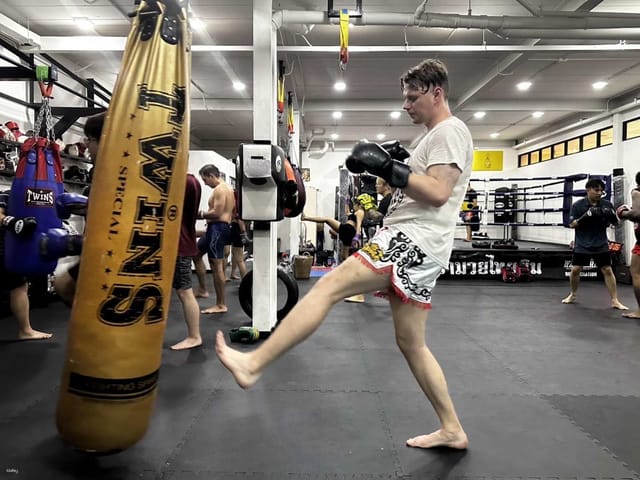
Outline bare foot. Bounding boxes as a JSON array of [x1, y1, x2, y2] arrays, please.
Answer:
[[215, 330, 261, 389], [621, 311, 640, 318], [170, 337, 203, 350], [406, 429, 468, 450], [230, 275, 241, 280], [201, 305, 228, 314], [611, 300, 629, 310], [562, 294, 576, 304], [195, 291, 209, 299], [18, 329, 52, 341], [463, 238, 472, 242]]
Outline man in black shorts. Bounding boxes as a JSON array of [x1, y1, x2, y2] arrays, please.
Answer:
[[562, 177, 628, 309], [169, 173, 203, 350], [0, 191, 52, 340], [228, 189, 249, 280], [195, 164, 235, 314]]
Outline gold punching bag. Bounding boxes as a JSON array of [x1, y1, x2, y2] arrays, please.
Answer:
[[56, 0, 191, 453]]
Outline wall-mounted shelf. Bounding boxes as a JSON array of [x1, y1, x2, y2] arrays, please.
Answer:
[[0, 138, 92, 188], [61, 152, 93, 165]]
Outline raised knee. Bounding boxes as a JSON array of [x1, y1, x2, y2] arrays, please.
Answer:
[[395, 333, 421, 356]]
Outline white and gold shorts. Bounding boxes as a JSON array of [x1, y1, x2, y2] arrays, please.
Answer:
[[353, 227, 443, 309]]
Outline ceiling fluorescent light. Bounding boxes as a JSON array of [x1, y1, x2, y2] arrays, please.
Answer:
[[592, 81, 608, 90], [517, 81, 532, 91], [73, 17, 94, 32], [490, 132, 500, 138], [376, 133, 386, 140], [190, 18, 205, 32], [334, 81, 346, 91], [232, 81, 245, 91], [473, 111, 486, 119], [389, 111, 401, 119], [532, 111, 544, 118], [332, 111, 343, 119], [330, 133, 339, 140]]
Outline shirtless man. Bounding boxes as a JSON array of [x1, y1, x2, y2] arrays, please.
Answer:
[[617, 171, 640, 319], [195, 164, 235, 314]]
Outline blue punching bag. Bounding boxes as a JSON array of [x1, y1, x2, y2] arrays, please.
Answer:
[[5, 136, 63, 275]]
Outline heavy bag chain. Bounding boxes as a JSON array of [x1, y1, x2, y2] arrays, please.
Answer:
[[33, 98, 55, 141]]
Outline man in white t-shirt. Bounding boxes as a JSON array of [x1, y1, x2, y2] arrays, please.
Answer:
[[216, 59, 473, 450]]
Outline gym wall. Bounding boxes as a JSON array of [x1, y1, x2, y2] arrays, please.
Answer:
[[513, 110, 640, 259]]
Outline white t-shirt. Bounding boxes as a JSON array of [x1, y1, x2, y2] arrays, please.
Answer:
[[384, 116, 473, 267]]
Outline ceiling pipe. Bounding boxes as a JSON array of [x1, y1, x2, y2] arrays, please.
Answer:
[[273, 10, 640, 31], [493, 28, 640, 40]]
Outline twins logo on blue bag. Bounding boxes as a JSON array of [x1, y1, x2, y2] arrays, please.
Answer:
[[24, 187, 55, 206]]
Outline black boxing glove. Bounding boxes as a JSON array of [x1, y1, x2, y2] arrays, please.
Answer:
[[380, 140, 411, 163], [575, 206, 600, 224], [1, 215, 37, 237], [346, 141, 411, 188], [601, 205, 617, 224], [587, 206, 602, 217]]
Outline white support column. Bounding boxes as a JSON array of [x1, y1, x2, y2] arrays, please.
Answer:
[[612, 112, 632, 265], [251, 0, 278, 333]]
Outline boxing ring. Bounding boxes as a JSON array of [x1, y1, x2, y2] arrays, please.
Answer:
[[447, 171, 627, 280]]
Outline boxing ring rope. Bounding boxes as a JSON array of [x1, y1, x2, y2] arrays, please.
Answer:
[[470, 174, 588, 182], [459, 173, 597, 241]]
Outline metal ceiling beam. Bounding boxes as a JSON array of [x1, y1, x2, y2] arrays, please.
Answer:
[[0, 13, 40, 47], [31, 38, 640, 54], [575, 0, 605, 11], [453, 0, 602, 115], [514, 0, 540, 16], [492, 28, 640, 40], [189, 98, 604, 112], [452, 44, 537, 113], [463, 100, 605, 111], [272, 10, 640, 29]]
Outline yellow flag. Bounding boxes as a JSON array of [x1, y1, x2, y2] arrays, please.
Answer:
[[473, 150, 503, 171]]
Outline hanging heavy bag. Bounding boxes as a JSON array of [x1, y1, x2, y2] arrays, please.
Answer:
[[56, 0, 191, 454], [282, 156, 306, 218], [5, 134, 64, 275]]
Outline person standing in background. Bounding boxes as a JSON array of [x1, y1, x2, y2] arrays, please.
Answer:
[[228, 189, 250, 280], [616, 171, 640, 319], [563, 177, 628, 310], [461, 183, 478, 242], [0, 193, 52, 340], [376, 178, 394, 218], [53, 112, 105, 306], [194, 164, 235, 315], [169, 173, 203, 350]]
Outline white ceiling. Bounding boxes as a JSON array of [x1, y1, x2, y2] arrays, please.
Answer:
[[1, 0, 640, 156]]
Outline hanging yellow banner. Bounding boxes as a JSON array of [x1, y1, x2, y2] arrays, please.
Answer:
[[473, 150, 503, 171]]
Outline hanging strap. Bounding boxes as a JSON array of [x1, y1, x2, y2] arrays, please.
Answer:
[[339, 9, 349, 70]]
